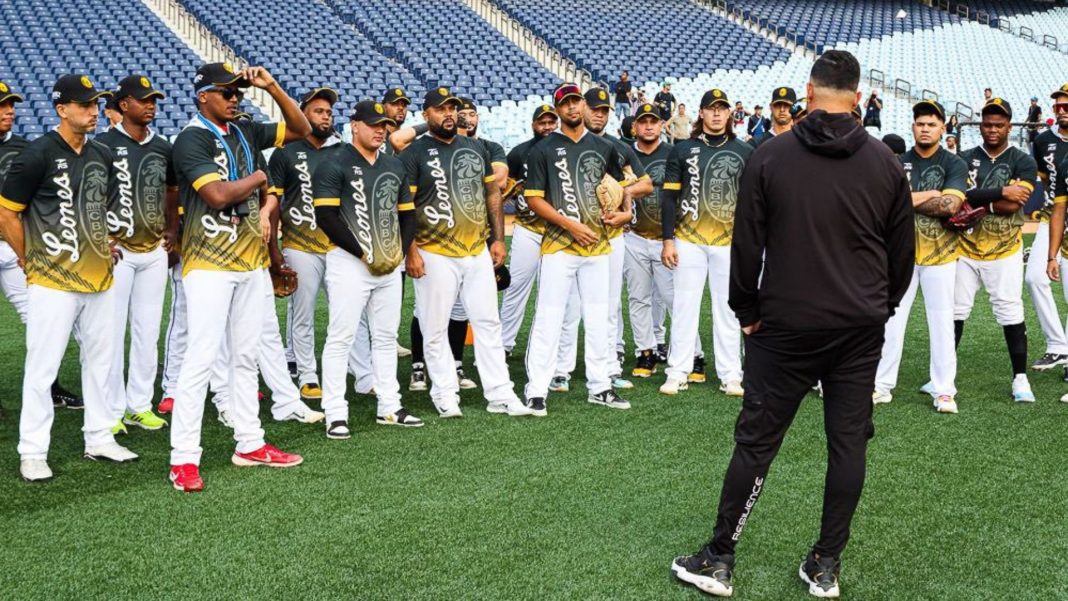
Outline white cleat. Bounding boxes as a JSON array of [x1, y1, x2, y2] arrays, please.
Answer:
[[933, 395, 958, 414], [279, 404, 325, 424], [20, 459, 53, 482], [396, 343, 411, 358], [84, 442, 139, 463], [872, 390, 893, 405], [660, 378, 689, 395], [719, 381, 744, 397], [487, 399, 535, 416], [1012, 375, 1036, 403], [217, 409, 234, 429], [919, 381, 937, 398], [435, 402, 464, 419]]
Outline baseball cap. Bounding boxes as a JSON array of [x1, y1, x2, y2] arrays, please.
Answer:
[[791, 101, 807, 119], [422, 86, 461, 110], [104, 95, 119, 112], [459, 97, 477, 112], [552, 83, 582, 106], [620, 115, 636, 138], [350, 99, 397, 126], [700, 89, 730, 108], [771, 86, 797, 106], [981, 97, 1012, 118], [300, 87, 339, 109], [115, 75, 165, 102], [193, 62, 248, 93], [633, 103, 661, 121], [382, 87, 411, 105], [1051, 84, 1068, 100], [532, 103, 556, 120], [0, 80, 24, 104], [912, 99, 946, 121], [584, 88, 611, 109], [51, 74, 112, 105], [881, 133, 906, 155]]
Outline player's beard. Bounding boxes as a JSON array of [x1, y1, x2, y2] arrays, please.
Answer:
[[430, 120, 456, 140], [916, 140, 938, 152], [311, 124, 333, 140]]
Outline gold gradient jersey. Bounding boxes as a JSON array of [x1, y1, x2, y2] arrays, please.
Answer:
[[631, 140, 672, 240], [0, 131, 114, 292], [172, 118, 285, 276], [268, 137, 337, 254], [899, 147, 969, 266], [959, 145, 1037, 261], [1031, 128, 1068, 222], [662, 135, 753, 246], [96, 125, 176, 253], [400, 134, 494, 257], [524, 131, 626, 256]]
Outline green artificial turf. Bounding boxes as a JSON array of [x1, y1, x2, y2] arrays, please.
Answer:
[[0, 235, 1066, 600]]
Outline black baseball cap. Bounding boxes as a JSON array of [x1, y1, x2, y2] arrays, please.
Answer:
[[791, 100, 807, 118], [423, 86, 461, 110], [104, 95, 119, 112], [383, 87, 411, 105], [552, 82, 582, 106], [459, 97, 477, 112], [981, 97, 1012, 118], [881, 133, 906, 155], [52, 74, 112, 105], [584, 88, 611, 109], [193, 62, 249, 93], [633, 102, 661, 121], [1051, 84, 1068, 101], [700, 89, 730, 108], [115, 75, 165, 102], [913, 99, 946, 121], [300, 87, 339, 109], [771, 86, 797, 106], [350, 99, 397, 126], [532, 103, 556, 121], [0, 80, 24, 104]]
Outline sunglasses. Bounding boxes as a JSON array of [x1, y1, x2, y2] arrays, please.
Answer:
[[206, 87, 244, 101], [1054, 103, 1068, 113]]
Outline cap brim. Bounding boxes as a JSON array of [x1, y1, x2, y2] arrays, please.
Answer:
[[427, 96, 462, 108], [770, 99, 794, 106], [302, 88, 339, 107], [703, 99, 731, 108], [982, 105, 1011, 117], [553, 92, 583, 105], [384, 96, 411, 105], [635, 112, 662, 121], [356, 115, 397, 127], [129, 90, 166, 101], [1053, 91, 1068, 100], [211, 75, 250, 89], [0, 93, 24, 103], [587, 101, 611, 109]]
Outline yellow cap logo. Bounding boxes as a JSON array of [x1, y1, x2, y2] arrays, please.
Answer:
[[438, 87, 448, 96], [599, 90, 607, 100], [374, 103, 383, 114], [542, 104, 550, 111], [395, 89, 403, 96], [223, 63, 234, 73], [0, 82, 7, 93], [993, 98, 1002, 105], [140, 77, 151, 88], [80, 76, 93, 89], [643, 104, 652, 112], [778, 88, 787, 97], [1061, 84, 1068, 93], [713, 89, 722, 98]]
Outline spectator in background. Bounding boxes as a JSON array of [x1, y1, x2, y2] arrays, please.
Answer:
[[633, 89, 647, 114], [619, 115, 636, 144], [104, 96, 122, 129], [667, 103, 691, 143], [654, 82, 676, 121], [983, 87, 993, 106], [945, 134, 958, 154], [1027, 96, 1042, 146], [732, 100, 749, 134], [863, 90, 882, 130], [613, 70, 633, 120], [946, 114, 960, 139], [746, 105, 769, 139]]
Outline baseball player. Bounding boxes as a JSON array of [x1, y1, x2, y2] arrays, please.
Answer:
[[752, 87, 796, 147], [313, 99, 424, 438], [659, 88, 753, 397], [167, 63, 311, 493], [1027, 83, 1068, 371], [268, 86, 341, 400], [874, 100, 968, 413], [580, 88, 653, 387], [97, 75, 175, 434], [955, 98, 1038, 403], [522, 83, 635, 415], [400, 87, 530, 418], [625, 103, 703, 378], [0, 74, 136, 482]]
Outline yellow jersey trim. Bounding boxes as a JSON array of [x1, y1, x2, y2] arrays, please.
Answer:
[[274, 122, 286, 148], [409, 186, 418, 194], [524, 189, 545, 197], [491, 161, 508, 169], [192, 172, 222, 191], [662, 182, 682, 191], [943, 189, 966, 200], [267, 186, 283, 196], [398, 202, 415, 212], [312, 197, 341, 207], [483, 175, 496, 183], [1055, 195, 1068, 204], [1017, 180, 1035, 192], [0, 195, 25, 213]]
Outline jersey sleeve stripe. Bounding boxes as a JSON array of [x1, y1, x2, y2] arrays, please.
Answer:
[[192, 172, 222, 191], [1055, 195, 1068, 204], [398, 202, 416, 212], [943, 189, 966, 200], [1016, 180, 1035, 192], [267, 186, 283, 196], [483, 175, 496, 183], [274, 122, 287, 148], [0, 195, 26, 213], [662, 182, 682, 191], [409, 186, 418, 194], [524, 189, 545, 197], [491, 161, 508, 169], [312, 197, 341, 207]]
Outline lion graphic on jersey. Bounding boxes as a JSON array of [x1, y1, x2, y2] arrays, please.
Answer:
[[703, 152, 744, 223], [450, 148, 487, 223], [372, 173, 402, 268], [138, 155, 168, 232], [80, 162, 112, 260]]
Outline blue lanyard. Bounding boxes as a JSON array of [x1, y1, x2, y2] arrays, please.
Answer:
[[196, 114, 253, 182]]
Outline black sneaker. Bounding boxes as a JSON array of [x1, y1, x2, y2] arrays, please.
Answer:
[[1063, 365, 1068, 383], [671, 548, 734, 597], [1032, 352, 1068, 371], [799, 551, 841, 598], [326, 420, 351, 440], [632, 349, 657, 378], [52, 382, 83, 409], [656, 343, 668, 364], [526, 397, 547, 417], [616, 350, 625, 367], [409, 362, 428, 391], [688, 355, 707, 383], [287, 360, 298, 379], [588, 389, 631, 410]]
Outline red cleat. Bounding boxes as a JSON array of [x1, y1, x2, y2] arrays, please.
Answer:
[[257, 391, 266, 402], [231, 444, 303, 468], [170, 464, 204, 492], [158, 396, 174, 414]]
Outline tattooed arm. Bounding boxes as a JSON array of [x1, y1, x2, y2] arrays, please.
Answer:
[[913, 191, 963, 217]]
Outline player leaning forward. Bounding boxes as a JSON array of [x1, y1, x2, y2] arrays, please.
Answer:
[[314, 100, 424, 439], [0, 75, 134, 482], [168, 63, 312, 493]]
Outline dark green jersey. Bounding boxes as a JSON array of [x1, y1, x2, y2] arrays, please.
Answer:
[[602, 133, 649, 239], [0, 131, 114, 292], [312, 144, 413, 276], [267, 137, 339, 254], [475, 137, 508, 171], [506, 135, 545, 235], [524, 130, 626, 256], [631, 140, 672, 240], [663, 135, 753, 246], [959, 145, 1037, 261], [96, 126, 176, 253], [1032, 128, 1068, 221], [0, 133, 28, 243], [172, 118, 285, 276], [399, 134, 494, 257], [900, 146, 969, 266]]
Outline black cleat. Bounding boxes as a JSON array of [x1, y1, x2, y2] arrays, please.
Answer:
[[656, 343, 668, 364], [287, 360, 298, 379], [799, 551, 841, 598], [52, 382, 83, 409], [688, 355, 707, 383], [1032, 353, 1068, 371], [526, 397, 546, 417], [632, 349, 657, 378], [671, 548, 734, 597]]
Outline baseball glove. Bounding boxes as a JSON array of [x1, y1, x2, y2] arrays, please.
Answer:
[[495, 265, 511, 291], [596, 174, 625, 212], [271, 264, 298, 298], [502, 177, 524, 203], [945, 201, 988, 231]]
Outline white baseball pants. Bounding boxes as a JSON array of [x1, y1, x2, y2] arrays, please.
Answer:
[[1025, 222, 1068, 354], [108, 245, 167, 418], [623, 232, 701, 355], [161, 259, 187, 398], [955, 253, 1025, 325], [0, 240, 28, 323], [282, 248, 326, 387]]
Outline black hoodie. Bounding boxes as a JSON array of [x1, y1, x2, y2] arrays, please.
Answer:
[[729, 110, 914, 330]]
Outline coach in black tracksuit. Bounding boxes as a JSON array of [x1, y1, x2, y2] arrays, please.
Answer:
[[671, 50, 914, 598]]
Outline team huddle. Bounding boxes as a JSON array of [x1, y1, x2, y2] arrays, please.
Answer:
[[0, 61, 1063, 493]]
